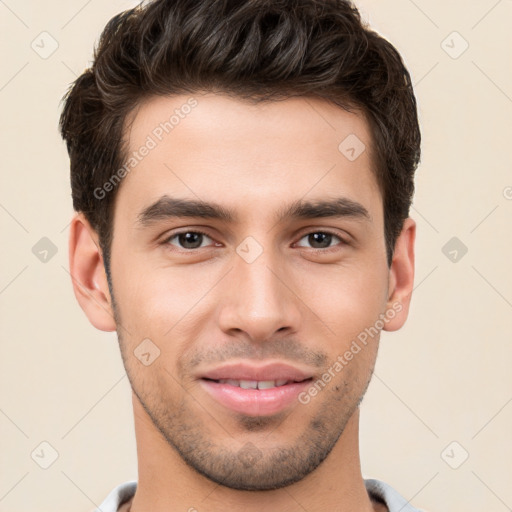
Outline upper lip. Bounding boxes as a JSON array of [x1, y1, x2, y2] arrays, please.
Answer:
[[199, 362, 313, 382]]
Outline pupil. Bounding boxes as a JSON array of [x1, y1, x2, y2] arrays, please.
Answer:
[[309, 232, 331, 248], [179, 232, 202, 249]]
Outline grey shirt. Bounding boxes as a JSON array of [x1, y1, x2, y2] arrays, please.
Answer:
[[94, 478, 425, 511]]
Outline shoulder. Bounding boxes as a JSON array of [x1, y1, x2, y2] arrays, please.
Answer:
[[94, 480, 137, 512], [364, 478, 426, 512]]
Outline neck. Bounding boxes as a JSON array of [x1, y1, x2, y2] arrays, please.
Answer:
[[128, 392, 377, 512]]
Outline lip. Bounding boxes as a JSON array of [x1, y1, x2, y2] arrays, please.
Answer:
[[198, 362, 313, 416], [199, 362, 312, 382]]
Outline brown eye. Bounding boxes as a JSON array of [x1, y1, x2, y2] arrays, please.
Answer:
[[295, 231, 344, 249], [166, 231, 213, 249]]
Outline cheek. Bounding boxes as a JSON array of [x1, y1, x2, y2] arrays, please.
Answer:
[[295, 262, 388, 342], [114, 266, 202, 391], [112, 257, 218, 356], [113, 254, 184, 323]]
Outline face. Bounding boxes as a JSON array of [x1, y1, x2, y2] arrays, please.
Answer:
[[102, 93, 401, 490]]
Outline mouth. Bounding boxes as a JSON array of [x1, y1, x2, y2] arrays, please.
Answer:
[[202, 377, 311, 389], [197, 363, 314, 416]]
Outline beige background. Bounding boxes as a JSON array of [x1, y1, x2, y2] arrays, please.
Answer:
[[1, 1, 511, 511]]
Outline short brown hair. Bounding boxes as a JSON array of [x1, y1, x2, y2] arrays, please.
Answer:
[[59, 0, 420, 274]]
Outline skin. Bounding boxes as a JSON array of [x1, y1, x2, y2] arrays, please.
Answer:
[[69, 93, 415, 512]]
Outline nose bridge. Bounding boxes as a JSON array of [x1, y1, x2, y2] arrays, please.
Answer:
[[218, 238, 300, 340]]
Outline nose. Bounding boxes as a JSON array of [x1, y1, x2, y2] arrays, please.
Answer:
[[217, 244, 302, 343]]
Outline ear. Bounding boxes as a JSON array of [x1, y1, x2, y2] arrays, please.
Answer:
[[383, 217, 416, 332], [68, 213, 117, 332]]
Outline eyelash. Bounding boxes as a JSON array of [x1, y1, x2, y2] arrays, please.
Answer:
[[162, 229, 347, 252], [163, 229, 219, 250], [295, 231, 347, 252]]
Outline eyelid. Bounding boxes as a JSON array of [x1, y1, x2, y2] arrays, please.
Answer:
[[162, 228, 218, 249], [161, 227, 350, 252], [293, 229, 348, 249]]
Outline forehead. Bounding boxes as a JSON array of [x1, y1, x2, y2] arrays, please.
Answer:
[[116, 92, 381, 223]]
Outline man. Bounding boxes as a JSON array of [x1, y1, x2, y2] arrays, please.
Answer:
[[60, 0, 422, 510]]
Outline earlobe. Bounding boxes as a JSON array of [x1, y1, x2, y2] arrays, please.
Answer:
[[68, 213, 117, 332], [383, 217, 416, 332]]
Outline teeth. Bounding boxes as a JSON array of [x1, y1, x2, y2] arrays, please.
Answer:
[[217, 379, 292, 389], [239, 380, 258, 389], [257, 380, 277, 389]]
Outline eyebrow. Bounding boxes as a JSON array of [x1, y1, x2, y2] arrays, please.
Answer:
[[136, 195, 371, 227]]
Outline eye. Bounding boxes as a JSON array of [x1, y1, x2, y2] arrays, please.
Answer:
[[295, 231, 345, 250], [164, 230, 216, 250]]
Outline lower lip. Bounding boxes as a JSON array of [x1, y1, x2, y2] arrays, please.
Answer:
[[200, 379, 312, 416]]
